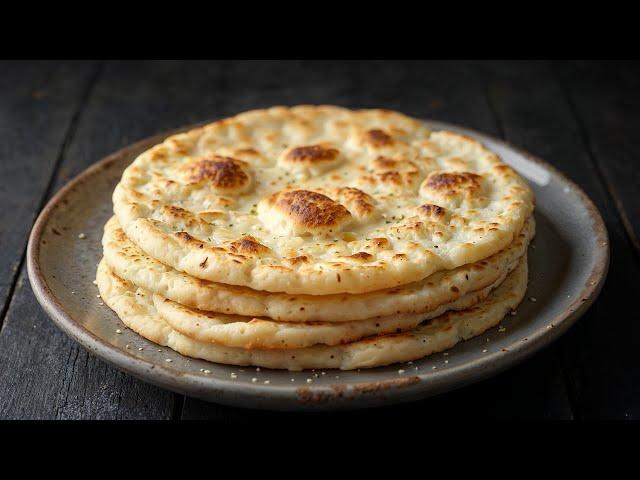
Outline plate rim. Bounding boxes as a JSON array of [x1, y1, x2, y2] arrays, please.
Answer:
[[26, 119, 610, 411]]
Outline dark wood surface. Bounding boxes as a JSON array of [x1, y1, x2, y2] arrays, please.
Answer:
[[0, 60, 636, 420]]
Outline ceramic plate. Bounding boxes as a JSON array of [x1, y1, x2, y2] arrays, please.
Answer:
[[27, 120, 609, 411]]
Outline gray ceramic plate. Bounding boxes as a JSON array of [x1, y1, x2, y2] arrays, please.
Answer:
[[27, 120, 609, 411]]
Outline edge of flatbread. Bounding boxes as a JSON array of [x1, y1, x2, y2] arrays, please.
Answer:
[[103, 215, 534, 322], [96, 254, 528, 370]]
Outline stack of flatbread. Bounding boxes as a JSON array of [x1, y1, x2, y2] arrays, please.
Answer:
[[97, 106, 535, 371]]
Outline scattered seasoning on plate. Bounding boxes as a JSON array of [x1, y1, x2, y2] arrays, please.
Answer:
[[78, 233, 87, 239], [482, 349, 488, 353], [498, 326, 506, 333], [263, 380, 270, 384], [165, 358, 172, 363], [432, 366, 437, 370], [529, 297, 537, 302], [398, 369, 405, 374], [306, 378, 313, 383], [115, 329, 122, 334], [230, 373, 238, 379], [138, 347, 143, 351], [510, 310, 517, 316], [204, 370, 211, 374], [444, 360, 449, 364]]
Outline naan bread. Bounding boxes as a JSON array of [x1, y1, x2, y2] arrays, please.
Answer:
[[113, 105, 534, 294], [96, 255, 528, 370], [153, 270, 506, 349], [153, 261, 510, 349], [103, 215, 534, 322]]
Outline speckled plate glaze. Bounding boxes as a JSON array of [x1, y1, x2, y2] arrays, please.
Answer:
[[27, 119, 609, 411]]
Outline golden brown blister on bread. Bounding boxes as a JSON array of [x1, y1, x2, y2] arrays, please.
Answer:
[[258, 189, 353, 237], [180, 155, 253, 195], [113, 105, 534, 294], [278, 144, 343, 177]]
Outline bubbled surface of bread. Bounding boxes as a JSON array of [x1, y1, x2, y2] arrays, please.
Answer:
[[113, 105, 534, 294]]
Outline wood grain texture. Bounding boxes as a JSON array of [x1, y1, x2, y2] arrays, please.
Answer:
[[2, 60, 633, 419], [479, 60, 640, 419], [555, 61, 640, 254], [0, 269, 175, 419], [0, 60, 165, 419], [0, 61, 174, 419], [0, 60, 356, 419], [0, 61, 96, 317]]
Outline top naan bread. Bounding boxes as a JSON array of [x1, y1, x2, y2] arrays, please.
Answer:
[[113, 105, 534, 295]]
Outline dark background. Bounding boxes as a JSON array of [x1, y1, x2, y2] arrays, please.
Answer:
[[0, 60, 637, 420]]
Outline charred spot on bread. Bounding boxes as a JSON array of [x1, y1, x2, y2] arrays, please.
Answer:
[[259, 189, 352, 236], [182, 156, 252, 194], [364, 129, 394, 147], [227, 235, 271, 256]]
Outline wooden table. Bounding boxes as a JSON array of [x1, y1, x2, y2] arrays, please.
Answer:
[[0, 60, 637, 420]]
